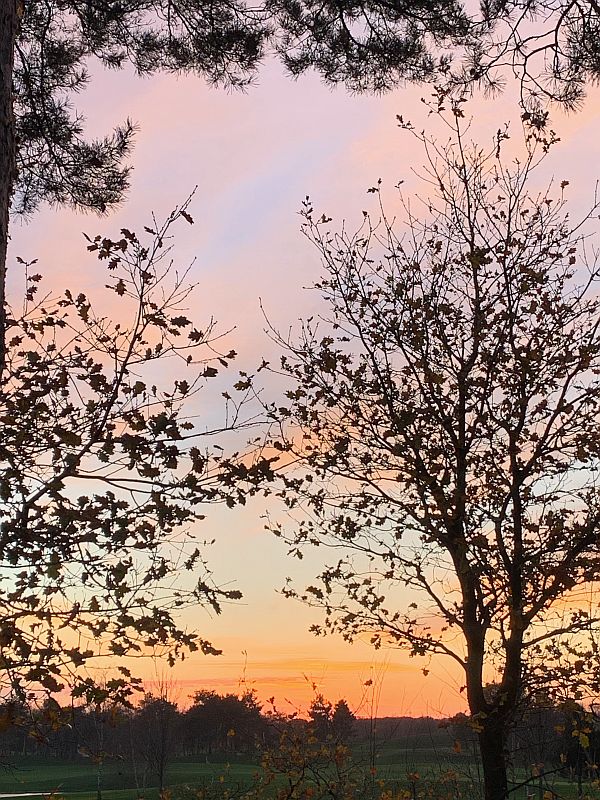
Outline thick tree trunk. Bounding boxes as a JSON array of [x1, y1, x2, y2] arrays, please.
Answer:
[[0, 0, 19, 375], [479, 719, 509, 800]]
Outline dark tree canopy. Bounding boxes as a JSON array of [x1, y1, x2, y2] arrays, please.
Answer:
[[331, 699, 356, 743], [184, 689, 267, 754], [10, 0, 600, 225], [307, 693, 333, 741], [307, 695, 357, 742], [475, 0, 600, 108], [12, 0, 470, 221], [3, 0, 600, 368], [0, 0, 470, 371]]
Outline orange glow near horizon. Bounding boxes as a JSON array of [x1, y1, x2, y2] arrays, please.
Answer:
[[140, 646, 467, 719]]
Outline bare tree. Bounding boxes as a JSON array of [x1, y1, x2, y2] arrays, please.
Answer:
[[268, 96, 600, 800], [134, 675, 180, 798]]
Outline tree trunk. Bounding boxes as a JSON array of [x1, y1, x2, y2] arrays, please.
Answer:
[[479, 719, 509, 800], [0, 0, 19, 375]]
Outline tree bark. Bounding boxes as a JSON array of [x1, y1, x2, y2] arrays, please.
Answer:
[[0, 0, 19, 376], [479, 718, 509, 800]]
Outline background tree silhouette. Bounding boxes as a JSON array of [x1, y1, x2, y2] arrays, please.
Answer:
[[268, 96, 600, 800], [183, 689, 267, 755], [308, 694, 333, 741], [134, 692, 179, 796], [331, 699, 356, 744]]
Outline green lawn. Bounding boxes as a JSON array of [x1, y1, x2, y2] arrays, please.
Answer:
[[1, 747, 599, 800], [0, 757, 258, 800]]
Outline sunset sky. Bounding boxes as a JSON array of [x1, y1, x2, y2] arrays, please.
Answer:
[[8, 60, 600, 719]]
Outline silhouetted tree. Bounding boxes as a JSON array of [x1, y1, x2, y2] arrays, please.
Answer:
[[184, 690, 266, 756], [0, 201, 271, 701], [269, 96, 600, 800], [308, 694, 333, 741], [134, 694, 180, 796], [331, 700, 356, 744]]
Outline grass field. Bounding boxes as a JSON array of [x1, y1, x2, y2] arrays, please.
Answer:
[[1, 743, 599, 800]]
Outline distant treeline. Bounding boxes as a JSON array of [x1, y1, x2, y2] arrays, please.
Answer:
[[0, 690, 597, 784], [0, 691, 360, 762]]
